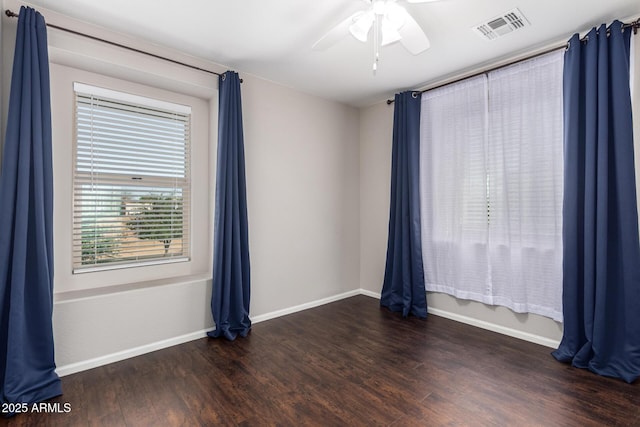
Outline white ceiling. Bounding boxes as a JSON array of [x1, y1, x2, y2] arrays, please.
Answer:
[[22, 0, 640, 107]]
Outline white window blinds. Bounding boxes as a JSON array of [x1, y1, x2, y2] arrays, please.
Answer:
[[420, 50, 564, 321], [73, 83, 191, 272]]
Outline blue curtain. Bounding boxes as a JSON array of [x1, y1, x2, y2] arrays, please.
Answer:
[[552, 21, 640, 383], [380, 91, 427, 318], [208, 71, 251, 341], [0, 7, 61, 405]]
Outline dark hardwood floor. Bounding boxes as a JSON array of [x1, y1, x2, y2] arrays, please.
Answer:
[[3, 295, 639, 426]]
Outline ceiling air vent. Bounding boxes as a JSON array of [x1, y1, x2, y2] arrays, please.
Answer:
[[473, 8, 530, 40]]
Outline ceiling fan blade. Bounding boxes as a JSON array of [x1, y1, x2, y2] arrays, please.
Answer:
[[312, 13, 360, 51], [398, 12, 430, 54]]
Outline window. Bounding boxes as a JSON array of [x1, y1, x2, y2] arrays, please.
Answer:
[[420, 50, 564, 321], [420, 75, 488, 244], [72, 83, 191, 272]]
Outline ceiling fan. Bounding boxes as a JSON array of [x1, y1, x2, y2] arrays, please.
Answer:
[[313, 0, 442, 73]]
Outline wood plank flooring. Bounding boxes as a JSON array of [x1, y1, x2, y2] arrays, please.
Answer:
[[3, 295, 639, 426]]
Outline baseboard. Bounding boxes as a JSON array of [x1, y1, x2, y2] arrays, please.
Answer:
[[357, 289, 560, 349], [359, 289, 381, 299], [427, 308, 560, 348], [56, 289, 361, 377], [56, 328, 213, 377], [252, 289, 361, 324]]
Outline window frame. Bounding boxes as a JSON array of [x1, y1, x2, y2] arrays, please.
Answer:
[[49, 63, 213, 295], [71, 82, 192, 273]]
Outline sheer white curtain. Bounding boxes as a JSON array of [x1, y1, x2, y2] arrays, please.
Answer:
[[487, 52, 564, 320], [420, 50, 564, 321], [420, 75, 490, 301]]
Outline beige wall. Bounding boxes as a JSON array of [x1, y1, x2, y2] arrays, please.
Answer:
[[359, 102, 393, 296], [242, 73, 360, 317]]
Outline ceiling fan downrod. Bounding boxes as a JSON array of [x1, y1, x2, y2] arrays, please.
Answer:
[[373, 11, 380, 74]]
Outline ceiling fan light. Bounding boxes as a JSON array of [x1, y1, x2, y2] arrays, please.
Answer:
[[349, 11, 374, 42], [381, 19, 402, 46], [372, 0, 386, 16], [385, 3, 407, 29]]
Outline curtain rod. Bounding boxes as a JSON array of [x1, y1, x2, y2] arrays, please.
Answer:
[[386, 18, 640, 105], [4, 9, 241, 82]]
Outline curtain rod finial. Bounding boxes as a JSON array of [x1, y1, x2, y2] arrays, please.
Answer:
[[5, 9, 19, 18]]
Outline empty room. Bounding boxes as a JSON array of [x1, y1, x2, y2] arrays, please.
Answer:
[[1, 0, 640, 425]]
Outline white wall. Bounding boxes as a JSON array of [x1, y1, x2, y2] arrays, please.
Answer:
[[358, 101, 564, 347], [1, 0, 361, 375]]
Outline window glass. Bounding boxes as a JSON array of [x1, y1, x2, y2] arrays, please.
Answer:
[[73, 83, 191, 272]]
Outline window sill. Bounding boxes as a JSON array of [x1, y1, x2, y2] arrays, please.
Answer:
[[54, 272, 211, 303], [73, 256, 190, 275]]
